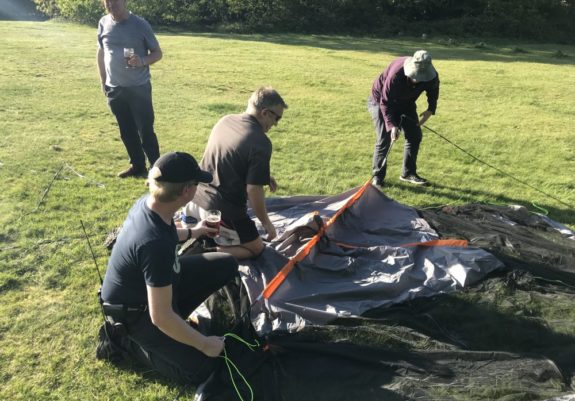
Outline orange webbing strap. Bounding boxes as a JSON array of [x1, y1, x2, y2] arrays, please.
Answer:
[[262, 179, 373, 300], [400, 239, 468, 248], [334, 238, 468, 249], [324, 179, 373, 226]]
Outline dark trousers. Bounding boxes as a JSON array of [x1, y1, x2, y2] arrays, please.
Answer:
[[106, 82, 160, 169], [367, 97, 422, 182], [124, 252, 238, 384]]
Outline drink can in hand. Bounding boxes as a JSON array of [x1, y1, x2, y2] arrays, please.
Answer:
[[205, 210, 221, 237]]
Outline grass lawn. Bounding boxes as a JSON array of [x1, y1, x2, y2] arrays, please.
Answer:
[[0, 20, 573, 400]]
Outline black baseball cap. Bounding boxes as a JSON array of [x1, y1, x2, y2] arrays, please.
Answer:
[[150, 152, 212, 183]]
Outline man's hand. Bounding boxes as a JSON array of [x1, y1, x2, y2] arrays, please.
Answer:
[[126, 54, 142, 68], [269, 176, 278, 193], [247, 184, 276, 241], [262, 221, 277, 241], [195, 219, 218, 238], [201, 336, 225, 357], [390, 127, 401, 141], [124, 54, 145, 68], [418, 110, 433, 126]]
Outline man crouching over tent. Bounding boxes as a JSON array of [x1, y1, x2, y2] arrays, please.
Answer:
[[184, 86, 288, 260], [98, 151, 238, 383]]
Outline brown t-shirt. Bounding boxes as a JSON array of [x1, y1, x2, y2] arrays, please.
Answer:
[[193, 113, 272, 220]]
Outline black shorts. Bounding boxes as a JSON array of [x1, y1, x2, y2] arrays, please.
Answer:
[[222, 215, 260, 243]]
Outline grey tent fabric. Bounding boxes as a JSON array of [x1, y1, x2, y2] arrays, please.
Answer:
[[241, 186, 503, 334], [192, 187, 575, 401]]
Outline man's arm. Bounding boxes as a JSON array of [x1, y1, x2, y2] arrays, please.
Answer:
[[269, 176, 278, 193], [145, 47, 163, 65], [147, 284, 224, 357], [130, 47, 163, 68], [380, 74, 403, 134], [420, 78, 440, 126], [247, 184, 276, 241], [176, 219, 217, 241], [425, 78, 440, 114], [96, 47, 106, 93]]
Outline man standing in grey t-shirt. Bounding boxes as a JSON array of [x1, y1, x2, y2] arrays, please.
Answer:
[[186, 87, 288, 260], [97, 0, 163, 178]]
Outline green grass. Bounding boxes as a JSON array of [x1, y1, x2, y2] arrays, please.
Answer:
[[0, 20, 574, 400]]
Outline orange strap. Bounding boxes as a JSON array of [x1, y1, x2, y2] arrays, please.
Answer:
[[334, 238, 468, 249], [262, 179, 373, 300], [399, 239, 468, 248]]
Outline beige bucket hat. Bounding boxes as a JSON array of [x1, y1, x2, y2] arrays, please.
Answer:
[[403, 50, 437, 82]]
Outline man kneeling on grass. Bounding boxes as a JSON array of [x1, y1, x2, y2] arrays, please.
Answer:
[[98, 151, 238, 383], [184, 86, 288, 260]]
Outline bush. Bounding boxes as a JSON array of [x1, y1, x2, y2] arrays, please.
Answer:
[[30, 0, 575, 42], [59, 0, 102, 23], [34, 0, 102, 23], [33, 0, 60, 18]]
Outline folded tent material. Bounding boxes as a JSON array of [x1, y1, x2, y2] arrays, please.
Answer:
[[194, 186, 575, 401], [240, 184, 504, 334]]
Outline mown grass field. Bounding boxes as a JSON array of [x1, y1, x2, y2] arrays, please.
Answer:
[[0, 21, 574, 400]]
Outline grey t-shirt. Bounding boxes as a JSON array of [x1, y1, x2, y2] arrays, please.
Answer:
[[193, 114, 272, 220], [97, 13, 159, 87]]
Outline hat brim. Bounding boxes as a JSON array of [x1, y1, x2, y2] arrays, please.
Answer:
[[196, 170, 213, 183], [403, 57, 437, 82]]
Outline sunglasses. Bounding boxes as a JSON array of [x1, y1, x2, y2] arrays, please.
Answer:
[[266, 109, 282, 122]]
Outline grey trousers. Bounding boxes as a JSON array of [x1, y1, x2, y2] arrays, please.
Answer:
[[367, 97, 422, 182]]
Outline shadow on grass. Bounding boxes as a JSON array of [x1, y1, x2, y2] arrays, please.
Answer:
[[105, 359, 192, 398], [158, 28, 575, 67]]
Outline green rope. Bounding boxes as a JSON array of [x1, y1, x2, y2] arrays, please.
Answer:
[[225, 333, 260, 349], [531, 201, 549, 216], [220, 333, 260, 401]]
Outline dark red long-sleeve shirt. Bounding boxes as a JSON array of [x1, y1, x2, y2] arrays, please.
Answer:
[[371, 56, 440, 131]]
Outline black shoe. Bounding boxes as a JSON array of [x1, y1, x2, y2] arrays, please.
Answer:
[[371, 177, 385, 189], [96, 321, 127, 363], [399, 174, 428, 185], [117, 165, 147, 178]]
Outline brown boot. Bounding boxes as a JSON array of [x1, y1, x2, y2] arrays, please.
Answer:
[[117, 165, 147, 178]]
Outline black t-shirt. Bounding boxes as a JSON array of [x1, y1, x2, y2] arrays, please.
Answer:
[[193, 113, 272, 220], [101, 196, 180, 306]]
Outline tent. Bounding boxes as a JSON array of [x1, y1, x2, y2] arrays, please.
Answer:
[[191, 182, 575, 401]]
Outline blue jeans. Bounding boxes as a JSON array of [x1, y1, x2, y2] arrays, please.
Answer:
[[106, 82, 160, 169], [367, 97, 422, 182]]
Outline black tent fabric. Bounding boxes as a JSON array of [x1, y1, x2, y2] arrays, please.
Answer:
[[191, 187, 575, 401], [421, 203, 575, 285]]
